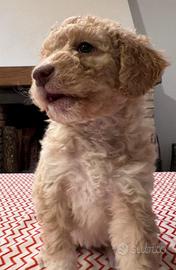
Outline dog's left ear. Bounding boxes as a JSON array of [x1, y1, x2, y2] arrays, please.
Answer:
[[118, 34, 169, 97]]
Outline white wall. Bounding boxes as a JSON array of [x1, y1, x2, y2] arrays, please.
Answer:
[[0, 0, 134, 66], [129, 0, 176, 170]]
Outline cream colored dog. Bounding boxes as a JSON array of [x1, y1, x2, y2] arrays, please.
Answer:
[[30, 16, 168, 270]]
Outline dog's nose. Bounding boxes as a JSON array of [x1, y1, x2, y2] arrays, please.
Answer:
[[33, 64, 55, 87]]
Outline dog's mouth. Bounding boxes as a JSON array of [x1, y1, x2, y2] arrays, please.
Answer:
[[47, 93, 72, 103], [46, 92, 81, 104], [46, 92, 82, 112]]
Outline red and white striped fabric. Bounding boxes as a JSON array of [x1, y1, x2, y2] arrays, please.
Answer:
[[0, 172, 176, 270]]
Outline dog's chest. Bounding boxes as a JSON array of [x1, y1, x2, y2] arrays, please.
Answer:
[[65, 148, 112, 245], [67, 154, 110, 216]]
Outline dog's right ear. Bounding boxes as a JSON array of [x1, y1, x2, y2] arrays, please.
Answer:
[[117, 32, 169, 97]]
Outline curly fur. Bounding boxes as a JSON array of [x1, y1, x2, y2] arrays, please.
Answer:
[[30, 16, 168, 270]]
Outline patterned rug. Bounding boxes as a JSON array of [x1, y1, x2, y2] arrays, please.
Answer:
[[0, 172, 176, 269]]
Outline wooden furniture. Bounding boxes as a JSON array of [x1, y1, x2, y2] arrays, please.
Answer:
[[0, 66, 45, 173], [0, 66, 33, 105], [0, 66, 33, 86]]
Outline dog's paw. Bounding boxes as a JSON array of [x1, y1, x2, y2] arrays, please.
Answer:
[[106, 247, 119, 269], [38, 247, 77, 270], [45, 261, 77, 270]]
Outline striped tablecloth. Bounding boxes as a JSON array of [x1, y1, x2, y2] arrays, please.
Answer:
[[0, 172, 176, 270]]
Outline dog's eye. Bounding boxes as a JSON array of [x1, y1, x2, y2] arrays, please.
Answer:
[[77, 42, 94, 53]]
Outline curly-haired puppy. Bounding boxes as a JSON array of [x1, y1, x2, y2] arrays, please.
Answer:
[[30, 16, 168, 270]]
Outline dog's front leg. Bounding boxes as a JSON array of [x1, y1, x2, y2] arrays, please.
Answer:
[[33, 178, 76, 270], [40, 223, 76, 270], [108, 178, 160, 270]]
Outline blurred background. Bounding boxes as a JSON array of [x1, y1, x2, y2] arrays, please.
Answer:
[[0, 0, 175, 172]]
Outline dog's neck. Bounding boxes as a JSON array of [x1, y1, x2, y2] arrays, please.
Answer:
[[47, 97, 149, 161], [67, 97, 145, 144]]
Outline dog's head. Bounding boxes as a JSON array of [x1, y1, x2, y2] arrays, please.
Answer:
[[30, 16, 168, 123]]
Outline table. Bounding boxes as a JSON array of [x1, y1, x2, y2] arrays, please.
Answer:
[[0, 173, 176, 270]]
